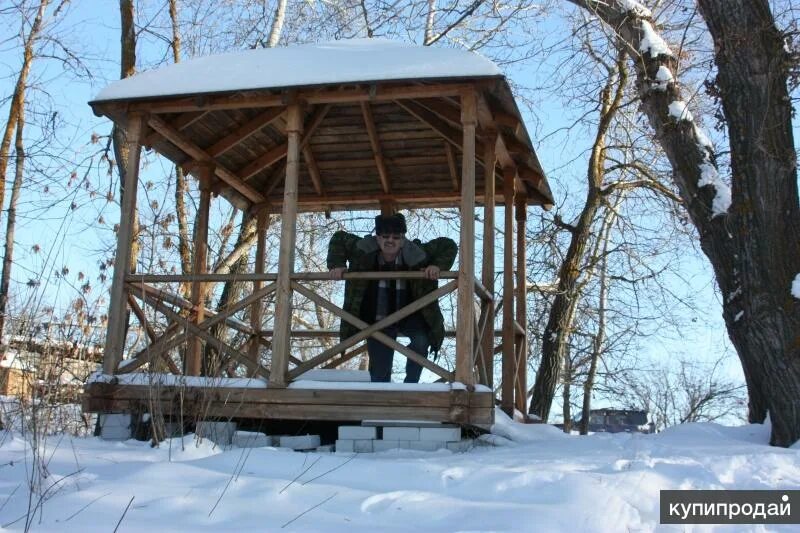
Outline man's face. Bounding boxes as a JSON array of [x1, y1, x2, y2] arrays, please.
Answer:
[[376, 232, 405, 256]]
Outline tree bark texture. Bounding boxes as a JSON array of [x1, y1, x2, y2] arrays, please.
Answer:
[[267, 0, 287, 47], [113, 0, 140, 273], [0, 0, 48, 337], [565, 0, 800, 446], [0, 0, 48, 225], [0, 106, 26, 338], [529, 47, 626, 421], [168, 0, 192, 298]]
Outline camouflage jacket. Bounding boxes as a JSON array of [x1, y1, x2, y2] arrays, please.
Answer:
[[326, 231, 457, 353]]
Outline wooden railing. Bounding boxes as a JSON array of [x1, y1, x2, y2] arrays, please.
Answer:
[[119, 270, 500, 387]]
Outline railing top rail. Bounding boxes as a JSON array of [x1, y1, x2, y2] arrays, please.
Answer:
[[126, 271, 459, 283]]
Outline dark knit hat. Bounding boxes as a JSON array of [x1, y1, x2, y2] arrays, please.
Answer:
[[374, 213, 407, 235]]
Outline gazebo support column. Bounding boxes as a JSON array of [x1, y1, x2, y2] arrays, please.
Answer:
[[187, 164, 212, 376], [515, 195, 528, 414], [481, 133, 497, 388], [103, 112, 144, 375], [248, 208, 269, 374], [501, 167, 516, 416], [270, 103, 303, 388], [455, 88, 476, 386]]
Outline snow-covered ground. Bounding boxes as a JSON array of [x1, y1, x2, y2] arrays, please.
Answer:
[[0, 410, 798, 532]]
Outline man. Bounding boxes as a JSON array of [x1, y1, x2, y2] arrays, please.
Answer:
[[327, 213, 457, 382]]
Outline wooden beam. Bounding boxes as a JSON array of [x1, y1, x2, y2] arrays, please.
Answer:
[[236, 105, 330, 183], [248, 209, 270, 374], [103, 112, 144, 375], [322, 344, 368, 369], [143, 292, 269, 379], [482, 132, 497, 388], [143, 111, 208, 147], [125, 294, 181, 374], [187, 166, 212, 376], [290, 281, 455, 382], [83, 382, 494, 424], [124, 281, 277, 373], [444, 142, 459, 192], [126, 271, 458, 284], [501, 167, 516, 416], [269, 103, 302, 388], [455, 88, 477, 386], [302, 145, 325, 196], [414, 97, 462, 127], [207, 107, 284, 157], [126, 84, 476, 114], [361, 101, 391, 194], [515, 195, 528, 414], [146, 115, 263, 203]]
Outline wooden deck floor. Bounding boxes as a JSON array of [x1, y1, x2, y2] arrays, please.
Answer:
[[82, 381, 495, 425]]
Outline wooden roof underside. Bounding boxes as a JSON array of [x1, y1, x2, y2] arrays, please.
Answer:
[[91, 78, 554, 213]]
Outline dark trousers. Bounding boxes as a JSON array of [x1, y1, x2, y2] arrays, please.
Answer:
[[367, 314, 430, 383]]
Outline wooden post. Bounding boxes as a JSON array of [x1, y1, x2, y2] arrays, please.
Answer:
[[455, 88, 476, 386], [501, 167, 516, 416], [102, 112, 144, 375], [186, 164, 212, 376], [515, 195, 528, 414], [248, 208, 269, 371], [270, 103, 302, 388], [481, 133, 496, 388]]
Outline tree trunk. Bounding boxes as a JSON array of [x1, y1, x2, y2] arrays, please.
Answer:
[[529, 47, 627, 422], [267, 0, 287, 48], [565, 0, 800, 446], [0, 0, 48, 226], [0, 0, 48, 338], [113, 0, 140, 273], [580, 218, 609, 435], [696, 0, 800, 446], [169, 0, 192, 298], [424, 0, 436, 45], [204, 213, 258, 374], [0, 106, 26, 338]]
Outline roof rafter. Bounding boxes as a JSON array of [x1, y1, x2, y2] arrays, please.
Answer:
[[360, 101, 391, 194], [146, 115, 264, 203], [239, 104, 330, 182]]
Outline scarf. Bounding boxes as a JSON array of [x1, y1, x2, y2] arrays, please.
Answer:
[[374, 253, 408, 322]]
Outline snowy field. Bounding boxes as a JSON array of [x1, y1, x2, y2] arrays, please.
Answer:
[[0, 410, 798, 532]]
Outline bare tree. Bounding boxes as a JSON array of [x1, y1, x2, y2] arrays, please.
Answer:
[[530, 43, 628, 421], [563, 0, 800, 446], [0, 0, 50, 338]]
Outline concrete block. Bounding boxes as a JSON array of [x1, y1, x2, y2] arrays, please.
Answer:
[[409, 440, 446, 452], [420, 427, 461, 442], [338, 425, 377, 440], [353, 439, 373, 453], [98, 414, 132, 441], [279, 434, 321, 450], [373, 440, 402, 452], [383, 426, 420, 441], [233, 431, 273, 448], [316, 444, 335, 453], [335, 439, 354, 453], [446, 439, 474, 453], [196, 421, 236, 446]]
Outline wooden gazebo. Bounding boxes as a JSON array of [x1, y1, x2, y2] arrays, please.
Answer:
[[82, 39, 553, 427]]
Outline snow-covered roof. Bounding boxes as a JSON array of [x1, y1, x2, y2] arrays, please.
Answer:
[[93, 39, 503, 103]]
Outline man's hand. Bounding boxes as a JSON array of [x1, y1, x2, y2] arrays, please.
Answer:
[[423, 265, 441, 280], [329, 267, 347, 280]]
